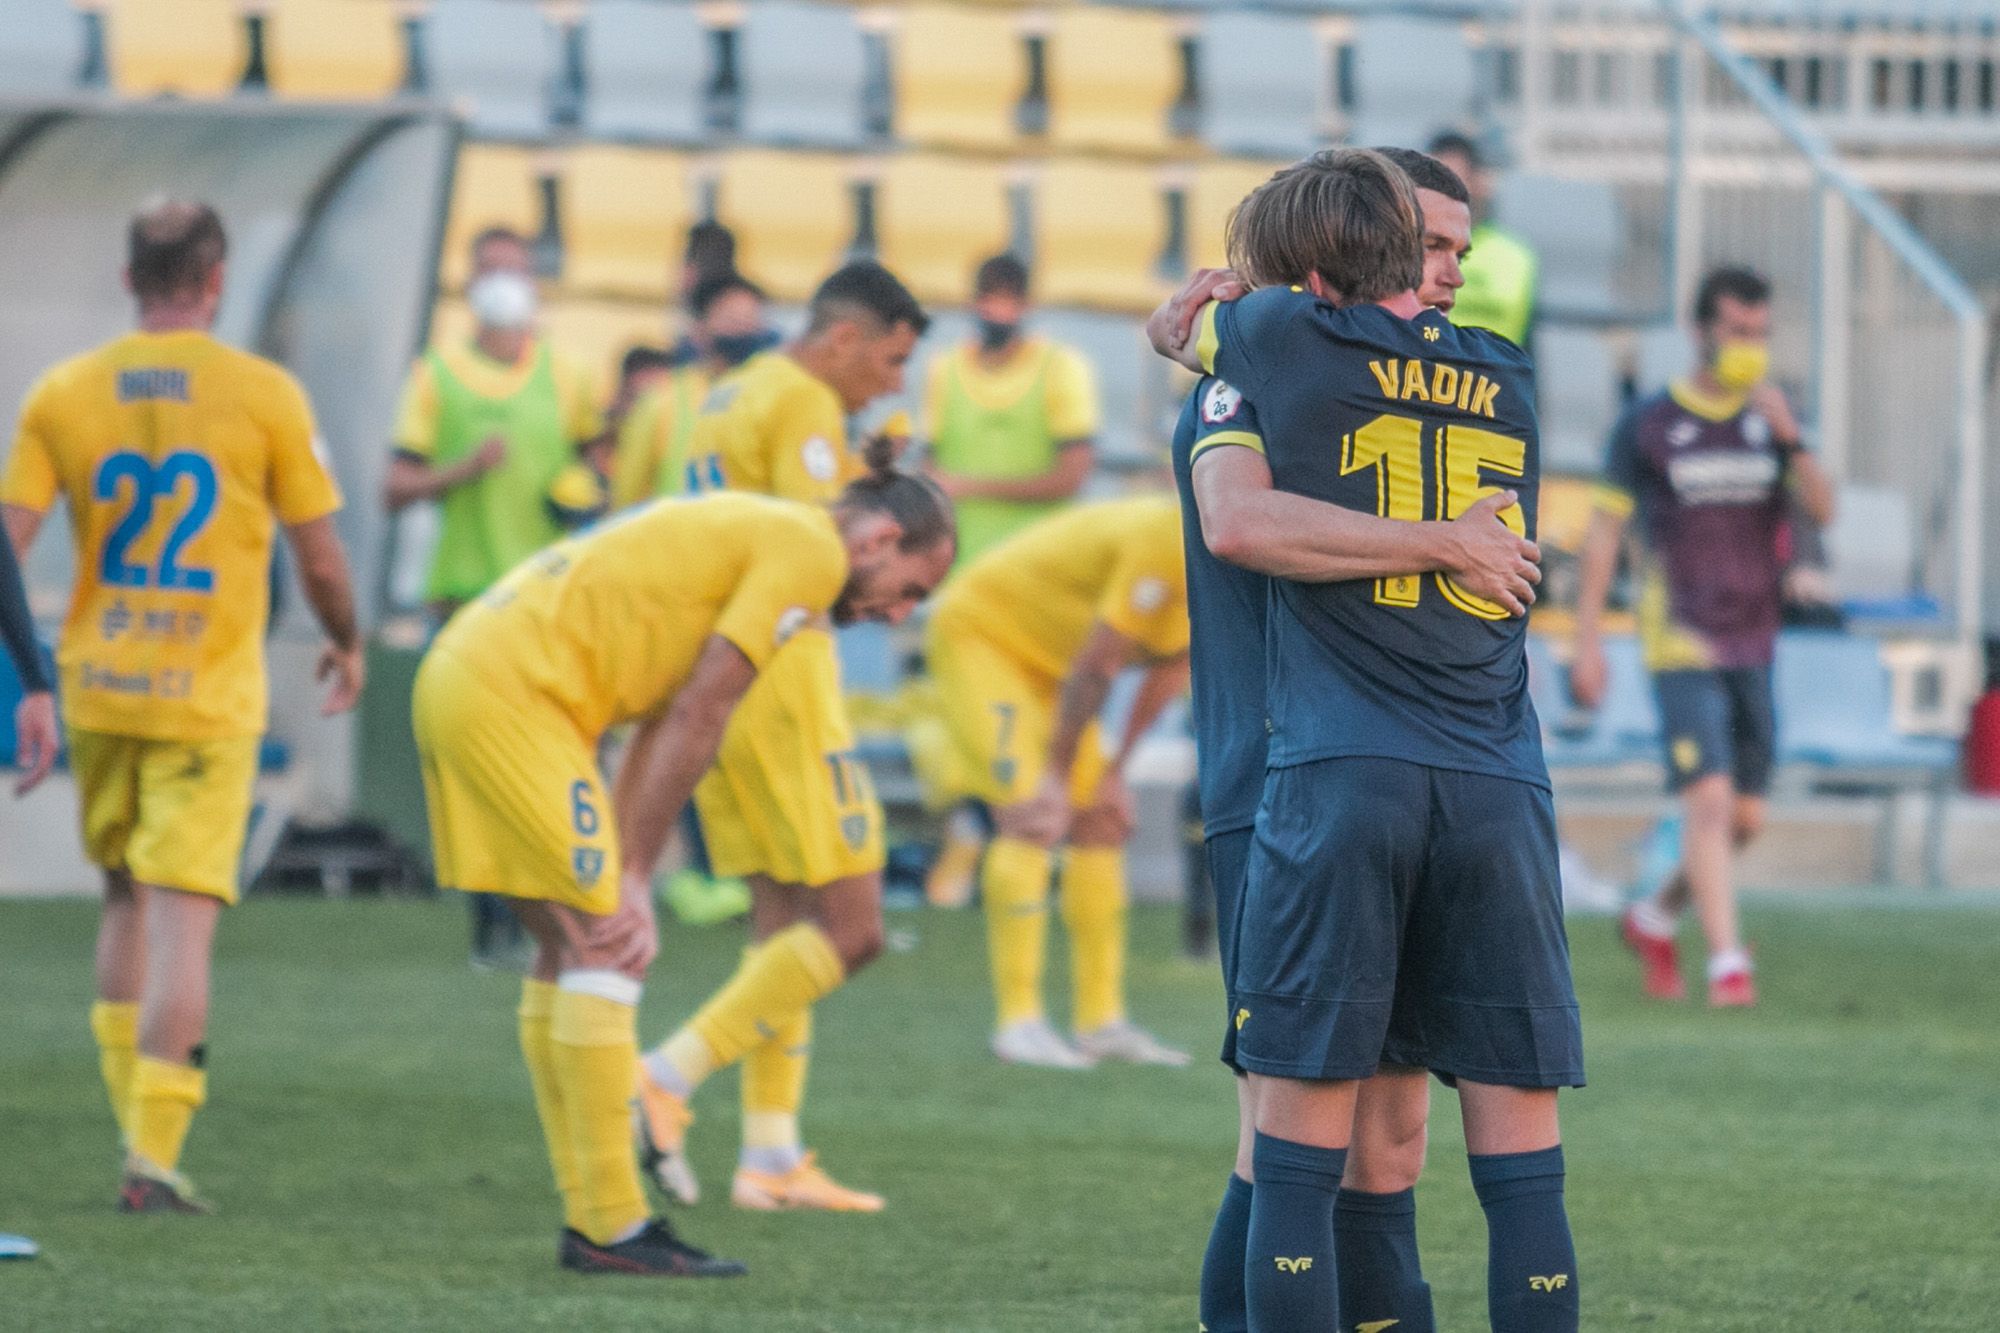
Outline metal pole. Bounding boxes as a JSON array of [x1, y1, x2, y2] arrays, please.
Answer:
[[1669, 20, 1705, 323], [1813, 184, 1851, 477], [1956, 310, 1988, 669]]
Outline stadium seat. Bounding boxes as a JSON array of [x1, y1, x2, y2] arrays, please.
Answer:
[[738, 1, 870, 148], [426, 0, 560, 139], [1034, 159, 1170, 313], [715, 150, 857, 303], [563, 146, 690, 302], [1198, 13, 1324, 158], [439, 145, 545, 292], [874, 154, 1013, 306], [1495, 174, 1623, 319], [1532, 326, 1622, 472], [1187, 160, 1286, 272], [1533, 632, 1660, 770], [1347, 15, 1476, 151], [103, 0, 248, 99], [891, 5, 1022, 151], [579, 0, 707, 142], [1634, 320, 1691, 394], [2, 0, 91, 97], [1826, 485, 1918, 609], [265, 0, 405, 101], [1046, 8, 1181, 155]]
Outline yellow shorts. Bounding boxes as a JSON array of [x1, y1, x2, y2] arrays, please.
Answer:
[[412, 647, 620, 915], [68, 728, 260, 903], [694, 628, 885, 888], [925, 616, 1109, 810]]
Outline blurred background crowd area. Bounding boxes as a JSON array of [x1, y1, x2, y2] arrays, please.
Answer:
[[3, 0, 2000, 899]]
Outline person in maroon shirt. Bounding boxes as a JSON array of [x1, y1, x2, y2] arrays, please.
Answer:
[[1571, 267, 1835, 1007]]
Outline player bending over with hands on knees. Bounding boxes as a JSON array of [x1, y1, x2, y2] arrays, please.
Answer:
[[1153, 149, 1580, 1333], [411, 474, 953, 1276]]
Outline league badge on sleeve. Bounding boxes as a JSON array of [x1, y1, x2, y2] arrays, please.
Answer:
[[1201, 380, 1243, 425]]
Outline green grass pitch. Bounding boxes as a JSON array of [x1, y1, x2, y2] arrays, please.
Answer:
[[3, 896, 1997, 1329]]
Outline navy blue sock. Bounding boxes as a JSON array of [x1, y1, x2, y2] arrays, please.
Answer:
[[1244, 1133, 1344, 1332], [1334, 1187, 1435, 1332], [1198, 1174, 1253, 1333], [1469, 1146, 1579, 1333]]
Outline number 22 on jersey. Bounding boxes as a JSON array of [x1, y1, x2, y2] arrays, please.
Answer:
[[1341, 413, 1526, 620], [94, 448, 220, 592]]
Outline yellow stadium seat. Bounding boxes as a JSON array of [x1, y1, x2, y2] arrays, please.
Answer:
[[1046, 9, 1180, 155], [265, 0, 404, 100], [1034, 159, 1169, 314], [892, 6, 1022, 152], [104, 0, 247, 98], [439, 144, 544, 292], [564, 146, 689, 304], [1188, 160, 1288, 272], [715, 151, 857, 304], [540, 298, 667, 392], [875, 155, 1013, 307]]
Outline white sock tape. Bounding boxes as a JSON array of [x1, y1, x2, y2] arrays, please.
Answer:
[[557, 969, 642, 1007]]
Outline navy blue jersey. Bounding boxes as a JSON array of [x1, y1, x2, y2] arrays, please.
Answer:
[[1201, 287, 1548, 787], [1170, 376, 1269, 838]]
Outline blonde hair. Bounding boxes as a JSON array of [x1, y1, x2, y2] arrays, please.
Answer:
[[1226, 148, 1424, 303]]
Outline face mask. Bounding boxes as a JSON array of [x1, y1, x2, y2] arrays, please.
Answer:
[[712, 327, 780, 368], [1712, 340, 1768, 392], [976, 317, 1019, 353], [467, 271, 537, 331]]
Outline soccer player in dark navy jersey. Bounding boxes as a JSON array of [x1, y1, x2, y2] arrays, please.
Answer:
[[1572, 267, 1835, 1007], [1157, 149, 1580, 1333]]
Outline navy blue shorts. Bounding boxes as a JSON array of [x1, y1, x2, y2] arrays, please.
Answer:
[[1233, 756, 1584, 1089], [1654, 667, 1776, 796], [1206, 827, 1254, 1074]]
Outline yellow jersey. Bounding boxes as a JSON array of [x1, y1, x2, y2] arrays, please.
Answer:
[[681, 351, 862, 505], [936, 494, 1189, 681], [432, 493, 847, 737], [1, 330, 342, 741], [611, 366, 708, 507]]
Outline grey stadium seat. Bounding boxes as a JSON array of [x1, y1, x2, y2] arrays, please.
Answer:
[[1198, 12, 1322, 158], [1633, 320, 1692, 396], [1495, 174, 1622, 319], [581, 0, 708, 141], [1825, 484, 1917, 606], [426, 0, 560, 139], [2, 0, 90, 96], [1347, 15, 1476, 152], [738, 1, 868, 148], [1531, 326, 1622, 472]]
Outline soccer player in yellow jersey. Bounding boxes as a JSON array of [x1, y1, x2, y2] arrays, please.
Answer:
[[413, 477, 953, 1275], [610, 272, 774, 508], [636, 262, 929, 1214], [0, 201, 363, 1213], [928, 494, 1194, 1069]]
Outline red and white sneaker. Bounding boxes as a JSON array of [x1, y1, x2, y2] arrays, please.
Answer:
[[1619, 906, 1686, 1000], [1708, 969, 1757, 1008]]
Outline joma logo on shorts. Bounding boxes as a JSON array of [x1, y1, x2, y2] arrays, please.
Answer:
[[1529, 1275, 1569, 1292], [1235, 1008, 1250, 1030], [1273, 1257, 1313, 1274]]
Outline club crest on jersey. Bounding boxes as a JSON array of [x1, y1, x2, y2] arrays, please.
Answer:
[[801, 436, 839, 482], [1201, 380, 1243, 425], [573, 846, 605, 888], [775, 606, 811, 646], [1130, 576, 1169, 613], [841, 813, 870, 851], [1667, 419, 1700, 449], [1742, 412, 1770, 447]]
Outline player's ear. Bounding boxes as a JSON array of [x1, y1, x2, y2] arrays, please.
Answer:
[[1303, 272, 1338, 302], [845, 509, 901, 562]]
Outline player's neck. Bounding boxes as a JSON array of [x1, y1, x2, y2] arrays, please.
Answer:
[[1375, 291, 1425, 319], [136, 303, 212, 334], [474, 326, 532, 365], [972, 337, 1025, 370]]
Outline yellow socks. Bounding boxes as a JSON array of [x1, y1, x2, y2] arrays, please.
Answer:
[[517, 979, 582, 1230], [669, 923, 844, 1079], [90, 1000, 139, 1143], [128, 1056, 205, 1176], [741, 1006, 811, 1172], [550, 974, 650, 1246], [1061, 846, 1128, 1033], [982, 836, 1053, 1027]]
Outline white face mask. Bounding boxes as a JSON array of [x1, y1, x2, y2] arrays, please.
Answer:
[[467, 270, 537, 331]]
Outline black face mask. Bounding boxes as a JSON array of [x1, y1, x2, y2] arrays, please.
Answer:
[[976, 318, 1020, 353], [710, 328, 781, 368]]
